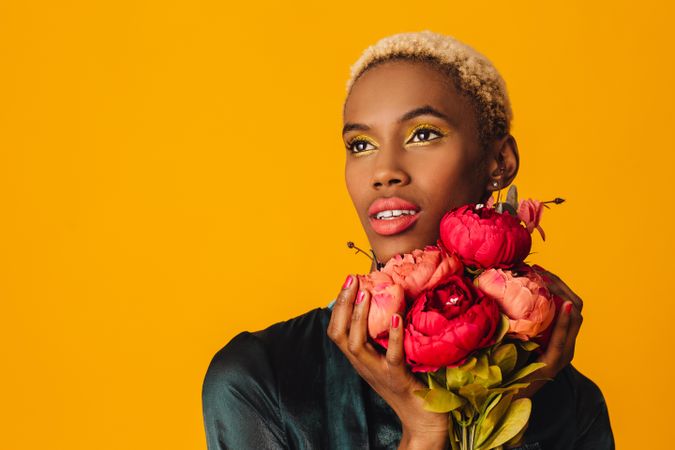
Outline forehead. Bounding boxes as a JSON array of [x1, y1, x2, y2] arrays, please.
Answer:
[[343, 59, 474, 129]]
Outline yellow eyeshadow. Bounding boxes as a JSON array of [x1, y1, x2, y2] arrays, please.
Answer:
[[405, 123, 448, 142], [347, 134, 378, 146]]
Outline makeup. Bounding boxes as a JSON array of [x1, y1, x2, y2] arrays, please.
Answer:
[[368, 197, 421, 236], [405, 123, 448, 146], [345, 134, 378, 156]]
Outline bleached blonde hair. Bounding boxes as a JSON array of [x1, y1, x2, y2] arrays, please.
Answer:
[[345, 30, 513, 151]]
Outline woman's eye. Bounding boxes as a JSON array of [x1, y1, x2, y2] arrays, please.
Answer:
[[408, 127, 443, 144], [347, 139, 376, 153]]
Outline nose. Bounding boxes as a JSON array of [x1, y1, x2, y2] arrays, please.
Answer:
[[370, 146, 411, 189]]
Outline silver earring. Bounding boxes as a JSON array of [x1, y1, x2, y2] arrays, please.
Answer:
[[492, 179, 503, 205]]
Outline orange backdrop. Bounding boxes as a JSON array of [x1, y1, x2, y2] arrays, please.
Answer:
[[2, 1, 673, 448]]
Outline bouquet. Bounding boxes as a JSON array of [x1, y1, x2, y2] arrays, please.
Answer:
[[355, 186, 565, 450]]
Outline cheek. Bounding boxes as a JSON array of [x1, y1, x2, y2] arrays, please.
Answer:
[[412, 149, 479, 213], [344, 162, 368, 209]]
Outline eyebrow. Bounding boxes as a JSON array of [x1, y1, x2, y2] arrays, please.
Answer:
[[342, 105, 452, 136]]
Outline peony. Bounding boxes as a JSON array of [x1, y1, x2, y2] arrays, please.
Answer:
[[474, 266, 556, 340], [403, 275, 501, 372], [358, 271, 406, 348], [517, 198, 546, 240], [439, 203, 532, 269], [381, 245, 463, 300]]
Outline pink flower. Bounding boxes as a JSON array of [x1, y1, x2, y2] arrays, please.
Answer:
[[403, 275, 501, 372], [381, 245, 463, 300], [518, 198, 546, 241], [358, 271, 406, 348], [439, 204, 532, 269], [474, 267, 556, 340]]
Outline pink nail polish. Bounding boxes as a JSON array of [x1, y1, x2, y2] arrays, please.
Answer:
[[564, 303, 573, 314], [355, 290, 365, 304], [391, 315, 400, 328], [342, 275, 353, 290]]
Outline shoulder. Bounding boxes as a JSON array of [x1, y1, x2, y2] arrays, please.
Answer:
[[202, 308, 333, 449], [202, 306, 332, 395], [563, 365, 615, 448], [563, 364, 609, 412]]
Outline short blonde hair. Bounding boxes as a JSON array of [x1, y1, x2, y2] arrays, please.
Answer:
[[345, 30, 513, 150]]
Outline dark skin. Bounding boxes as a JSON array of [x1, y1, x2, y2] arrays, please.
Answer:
[[326, 60, 584, 449]]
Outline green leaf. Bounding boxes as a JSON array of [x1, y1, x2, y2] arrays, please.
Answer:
[[492, 343, 517, 376], [493, 314, 511, 344], [475, 365, 502, 388], [477, 398, 532, 450], [481, 392, 503, 419], [471, 354, 490, 379], [488, 383, 531, 396], [505, 362, 547, 385], [506, 185, 518, 210], [427, 370, 448, 390], [518, 340, 540, 352], [475, 393, 514, 448], [428, 373, 445, 390], [504, 417, 529, 448], [460, 356, 477, 372], [459, 383, 489, 412], [423, 387, 465, 413], [486, 365, 502, 388], [446, 366, 474, 390], [413, 388, 430, 400]]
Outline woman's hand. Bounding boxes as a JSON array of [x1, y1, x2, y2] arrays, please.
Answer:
[[327, 274, 449, 450], [513, 265, 584, 400]]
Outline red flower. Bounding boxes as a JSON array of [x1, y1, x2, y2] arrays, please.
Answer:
[[474, 266, 556, 340], [358, 271, 406, 349], [381, 245, 463, 300], [439, 203, 532, 269], [403, 275, 501, 372]]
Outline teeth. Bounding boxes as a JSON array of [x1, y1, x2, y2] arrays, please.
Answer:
[[375, 209, 417, 220]]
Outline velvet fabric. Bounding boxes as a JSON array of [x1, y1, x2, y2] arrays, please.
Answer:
[[202, 304, 614, 450]]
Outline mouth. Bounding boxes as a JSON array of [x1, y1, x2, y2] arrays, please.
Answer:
[[368, 197, 421, 236]]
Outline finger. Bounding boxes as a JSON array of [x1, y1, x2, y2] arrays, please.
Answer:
[[327, 274, 359, 345], [347, 289, 379, 361], [563, 305, 583, 363], [537, 269, 584, 312], [385, 313, 405, 368], [540, 301, 573, 370]]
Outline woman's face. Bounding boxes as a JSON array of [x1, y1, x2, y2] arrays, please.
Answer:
[[343, 59, 511, 266]]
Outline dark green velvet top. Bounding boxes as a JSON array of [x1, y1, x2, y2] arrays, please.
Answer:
[[201, 304, 614, 450]]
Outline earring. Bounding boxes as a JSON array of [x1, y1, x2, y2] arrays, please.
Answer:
[[492, 179, 503, 205]]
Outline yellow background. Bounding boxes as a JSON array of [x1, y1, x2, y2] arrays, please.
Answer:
[[1, 1, 673, 448]]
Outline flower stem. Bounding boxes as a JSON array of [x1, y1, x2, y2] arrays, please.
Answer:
[[346, 241, 374, 262]]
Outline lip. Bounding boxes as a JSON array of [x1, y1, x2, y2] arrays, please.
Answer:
[[367, 196, 421, 236]]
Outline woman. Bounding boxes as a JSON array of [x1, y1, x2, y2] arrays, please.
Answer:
[[201, 30, 614, 450]]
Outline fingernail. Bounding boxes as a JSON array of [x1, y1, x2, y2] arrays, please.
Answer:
[[564, 303, 573, 314], [355, 290, 366, 304], [391, 315, 400, 328], [342, 275, 353, 290]]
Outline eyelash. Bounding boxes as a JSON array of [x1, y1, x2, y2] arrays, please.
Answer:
[[345, 125, 445, 154]]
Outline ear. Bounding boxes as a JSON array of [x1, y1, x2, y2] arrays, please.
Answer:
[[485, 134, 520, 192]]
